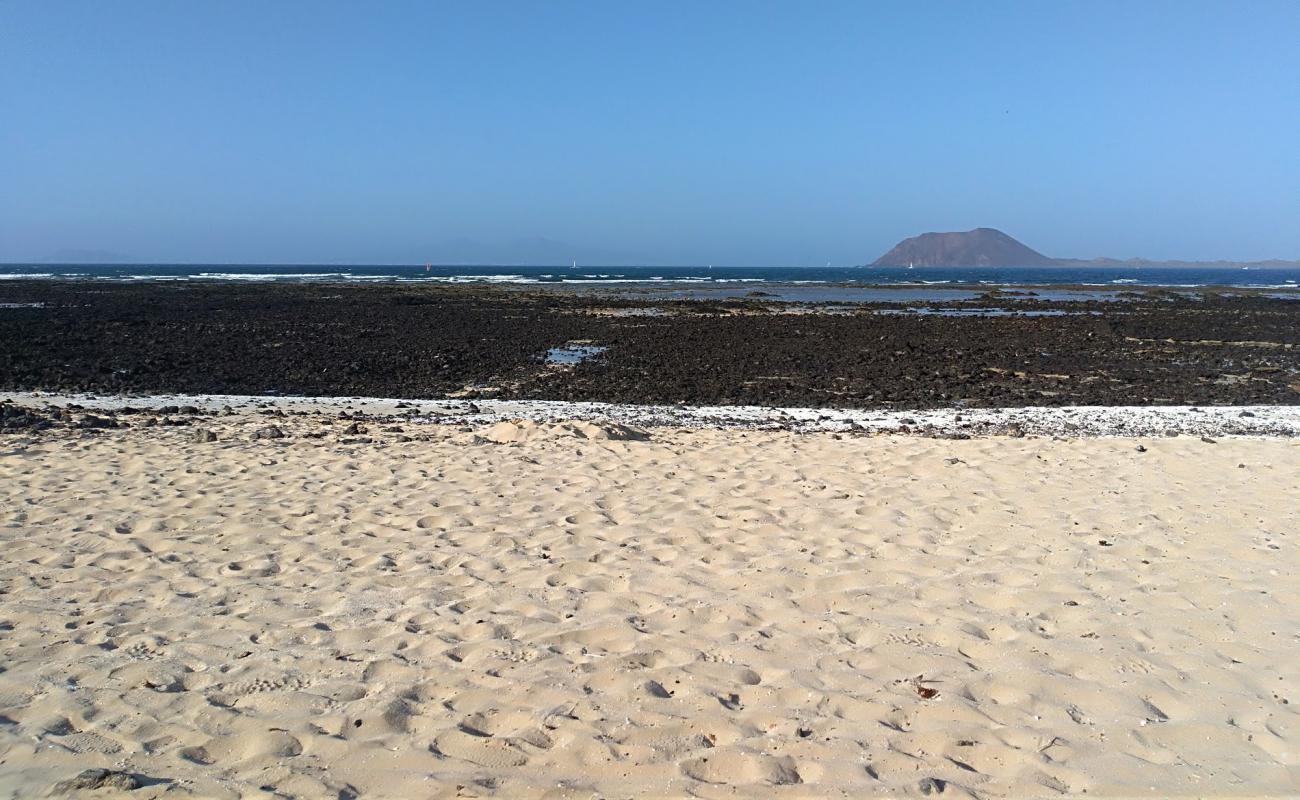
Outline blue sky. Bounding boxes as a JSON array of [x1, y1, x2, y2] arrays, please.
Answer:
[[2, 1, 1297, 265]]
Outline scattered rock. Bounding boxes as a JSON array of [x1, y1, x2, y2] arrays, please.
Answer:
[[193, 428, 218, 443], [75, 414, 117, 429], [478, 420, 649, 444], [0, 402, 54, 433], [718, 692, 743, 711], [1135, 444, 1147, 452], [1201, 436, 1217, 444], [918, 777, 946, 795], [252, 425, 286, 440], [51, 769, 142, 794], [566, 421, 649, 441]]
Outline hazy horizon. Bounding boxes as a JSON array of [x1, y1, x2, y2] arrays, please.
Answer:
[[3, 1, 1298, 265]]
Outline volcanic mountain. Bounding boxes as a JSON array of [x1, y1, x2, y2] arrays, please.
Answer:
[[872, 228, 1057, 267]]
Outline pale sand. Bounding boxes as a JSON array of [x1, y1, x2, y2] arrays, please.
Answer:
[[0, 416, 1297, 798]]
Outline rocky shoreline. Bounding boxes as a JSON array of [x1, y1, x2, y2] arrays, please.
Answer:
[[5, 392, 1299, 439], [1, 280, 1297, 408]]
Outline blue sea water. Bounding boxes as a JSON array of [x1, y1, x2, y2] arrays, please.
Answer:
[[1, 263, 1298, 291]]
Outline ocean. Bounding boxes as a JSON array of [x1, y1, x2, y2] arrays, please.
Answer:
[[2, 263, 1298, 294]]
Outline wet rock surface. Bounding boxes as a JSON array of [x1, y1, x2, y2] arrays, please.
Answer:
[[0, 281, 1297, 408]]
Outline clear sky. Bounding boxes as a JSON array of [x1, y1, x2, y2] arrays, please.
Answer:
[[2, 1, 1297, 265]]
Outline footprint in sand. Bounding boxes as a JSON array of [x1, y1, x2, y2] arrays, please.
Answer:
[[180, 730, 303, 765], [51, 730, 124, 755], [432, 728, 529, 768], [680, 750, 802, 785]]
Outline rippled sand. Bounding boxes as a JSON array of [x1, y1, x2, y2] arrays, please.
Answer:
[[1, 416, 1297, 798]]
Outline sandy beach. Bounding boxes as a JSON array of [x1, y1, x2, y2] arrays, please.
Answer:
[[1, 408, 1297, 798], [8, 2, 1300, 796]]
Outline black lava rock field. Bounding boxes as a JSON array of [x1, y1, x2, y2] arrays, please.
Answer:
[[1, 281, 1297, 408]]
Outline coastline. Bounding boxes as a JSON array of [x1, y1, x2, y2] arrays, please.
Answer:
[[2, 281, 1297, 797], [2, 282, 1298, 408], [5, 391, 1300, 438]]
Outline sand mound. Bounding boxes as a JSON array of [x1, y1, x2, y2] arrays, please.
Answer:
[[480, 419, 539, 443]]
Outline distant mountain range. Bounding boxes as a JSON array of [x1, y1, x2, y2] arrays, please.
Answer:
[[872, 228, 1300, 269]]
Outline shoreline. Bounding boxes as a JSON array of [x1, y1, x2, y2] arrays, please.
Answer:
[[5, 391, 1300, 438], [3, 274, 1300, 302], [2, 282, 1298, 408]]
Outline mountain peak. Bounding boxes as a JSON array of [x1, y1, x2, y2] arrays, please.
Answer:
[[872, 228, 1056, 267]]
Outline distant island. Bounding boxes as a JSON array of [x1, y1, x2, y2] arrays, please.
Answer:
[[871, 228, 1300, 269], [873, 228, 1054, 267]]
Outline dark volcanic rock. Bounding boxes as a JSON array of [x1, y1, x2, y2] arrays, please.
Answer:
[[75, 414, 118, 429], [0, 282, 1297, 409], [251, 425, 286, 440], [0, 402, 54, 432], [51, 768, 142, 793], [873, 228, 1056, 267]]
